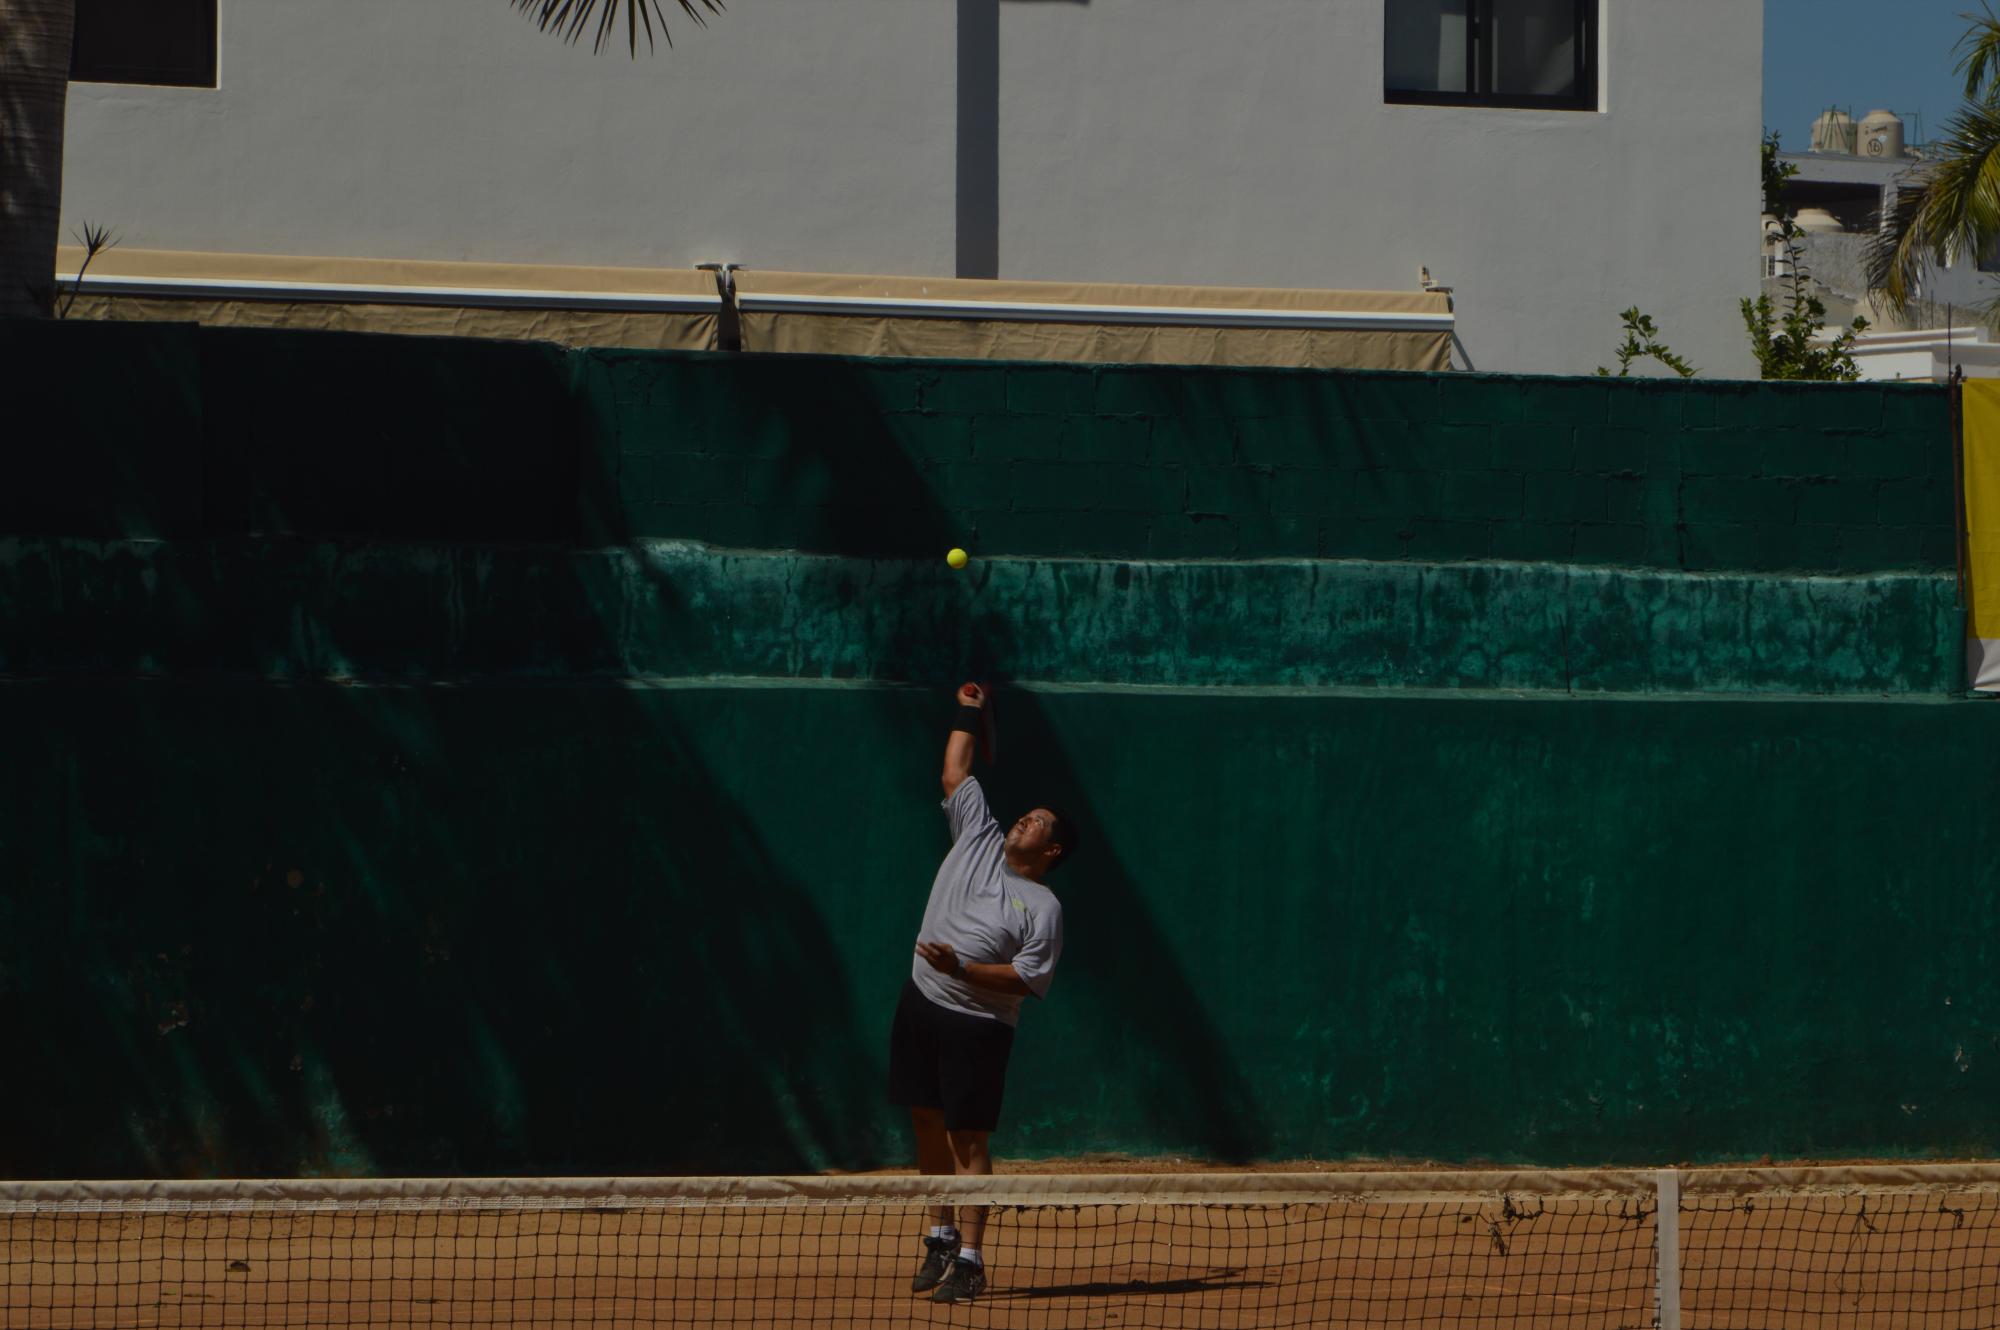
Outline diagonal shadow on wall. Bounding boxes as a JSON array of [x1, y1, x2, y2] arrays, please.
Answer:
[[0, 321, 1267, 1175], [0, 325, 883, 1176], [588, 345, 1271, 1164]]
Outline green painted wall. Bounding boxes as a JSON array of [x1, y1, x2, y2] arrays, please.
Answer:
[[4, 682, 1998, 1177], [0, 539, 1964, 696], [592, 354, 1954, 571], [0, 318, 1989, 1178], [5, 321, 1955, 572]]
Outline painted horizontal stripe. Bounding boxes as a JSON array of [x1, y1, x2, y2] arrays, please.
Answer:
[[737, 291, 1455, 332], [6, 1163, 1999, 1211], [0, 1169, 1653, 1210], [0, 676, 1966, 706], [54, 272, 723, 314], [0, 541, 1961, 698]]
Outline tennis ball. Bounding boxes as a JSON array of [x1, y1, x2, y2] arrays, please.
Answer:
[[946, 548, 969, 569]]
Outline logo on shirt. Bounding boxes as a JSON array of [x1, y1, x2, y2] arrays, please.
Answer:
[[1010, 897, 1027, 913]]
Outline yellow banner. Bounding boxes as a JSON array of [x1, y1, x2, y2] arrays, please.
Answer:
[[1963, 381, 2000, 690]]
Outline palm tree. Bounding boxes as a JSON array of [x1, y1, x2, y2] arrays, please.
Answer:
[[512, 0, 720, 53], [0, 0, 717, 320], [1868, 10, 2000, 315], [1, 0, 75, 318]]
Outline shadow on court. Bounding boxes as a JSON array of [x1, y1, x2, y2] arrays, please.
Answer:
[[989, 1270, 1271, 1300]]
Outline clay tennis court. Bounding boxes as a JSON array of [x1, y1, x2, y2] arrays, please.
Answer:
[[4, 1167, 1997, 1329]]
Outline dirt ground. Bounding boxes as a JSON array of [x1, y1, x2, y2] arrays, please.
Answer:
[[5, 1182, 1997, 1330]]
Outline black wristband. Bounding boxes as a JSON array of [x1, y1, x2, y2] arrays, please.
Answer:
[[949, 706, 983, 736]]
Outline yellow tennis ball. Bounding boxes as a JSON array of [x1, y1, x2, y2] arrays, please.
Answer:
[[946, 547, 969, 569]]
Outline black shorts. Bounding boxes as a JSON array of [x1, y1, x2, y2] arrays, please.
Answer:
[[886, 978, 1017, 1133]]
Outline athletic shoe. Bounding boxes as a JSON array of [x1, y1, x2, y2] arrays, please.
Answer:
[[931, 1256, 987, 1304], [911, 1235, 960, 1293]]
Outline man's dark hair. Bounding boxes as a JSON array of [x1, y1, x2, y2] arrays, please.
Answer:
[[1044, 808, 1080, 872]]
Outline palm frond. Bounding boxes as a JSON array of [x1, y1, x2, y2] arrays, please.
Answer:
[[512, 0, 723, 56], [1959, 6, 2000, 102], [1867, 98, 2000, 311]]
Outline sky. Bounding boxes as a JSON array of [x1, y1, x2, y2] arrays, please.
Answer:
[[1764, 0, 1978, 148]]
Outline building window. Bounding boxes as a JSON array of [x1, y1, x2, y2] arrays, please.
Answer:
[[72, 0, 218, 88], [1385, 0, 1597, 111]]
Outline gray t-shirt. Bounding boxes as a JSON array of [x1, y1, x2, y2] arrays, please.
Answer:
[[909, 777, 1064, 1027]]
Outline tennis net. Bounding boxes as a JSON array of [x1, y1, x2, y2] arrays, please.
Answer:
[[3, 1165, 1999, 1328]]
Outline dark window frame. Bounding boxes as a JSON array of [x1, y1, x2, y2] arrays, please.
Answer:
[[71, 0, 219, 89], [1384, 0, 1599, 113]]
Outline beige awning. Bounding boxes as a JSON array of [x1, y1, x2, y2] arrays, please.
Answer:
[[51, 249, 1452, 370], [732, 269, 1453, 371], [52, 247, 721, 351]]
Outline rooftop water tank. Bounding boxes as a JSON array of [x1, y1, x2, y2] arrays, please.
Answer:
[[1859, 109, 1905, 160], [1811, 109, 1857, 154]]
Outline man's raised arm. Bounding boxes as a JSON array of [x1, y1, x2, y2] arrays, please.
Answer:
[[942, 682, 986, 797]]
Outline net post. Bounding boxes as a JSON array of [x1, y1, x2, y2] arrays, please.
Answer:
[[1653, 1169, 1682, 1330]]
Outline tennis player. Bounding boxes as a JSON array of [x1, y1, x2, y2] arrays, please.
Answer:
[[890, 681, 1074, 1305]]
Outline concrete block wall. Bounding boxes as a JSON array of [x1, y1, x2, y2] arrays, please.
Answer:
[[3, 319, 1995, 1178], [3, 322, 1962, 696], [0, 540, 1963, 696], [597, 354, 1954, 572], [7, 323, 1953, 576], [7, 680, 2000, 1177]]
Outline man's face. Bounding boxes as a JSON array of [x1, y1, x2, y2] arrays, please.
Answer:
[[1005, 808, 1060, 858]]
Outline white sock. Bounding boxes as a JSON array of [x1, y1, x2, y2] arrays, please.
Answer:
[[958, 1246, 983, 1267], [928, 1225, 958, 1243]]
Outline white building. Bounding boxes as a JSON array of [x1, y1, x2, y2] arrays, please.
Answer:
[[57, 0, 1762, 376], [1770, 118, 2000, 382]]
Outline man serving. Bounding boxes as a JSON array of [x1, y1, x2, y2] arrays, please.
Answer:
[[888, 682, 1075, 1305]]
